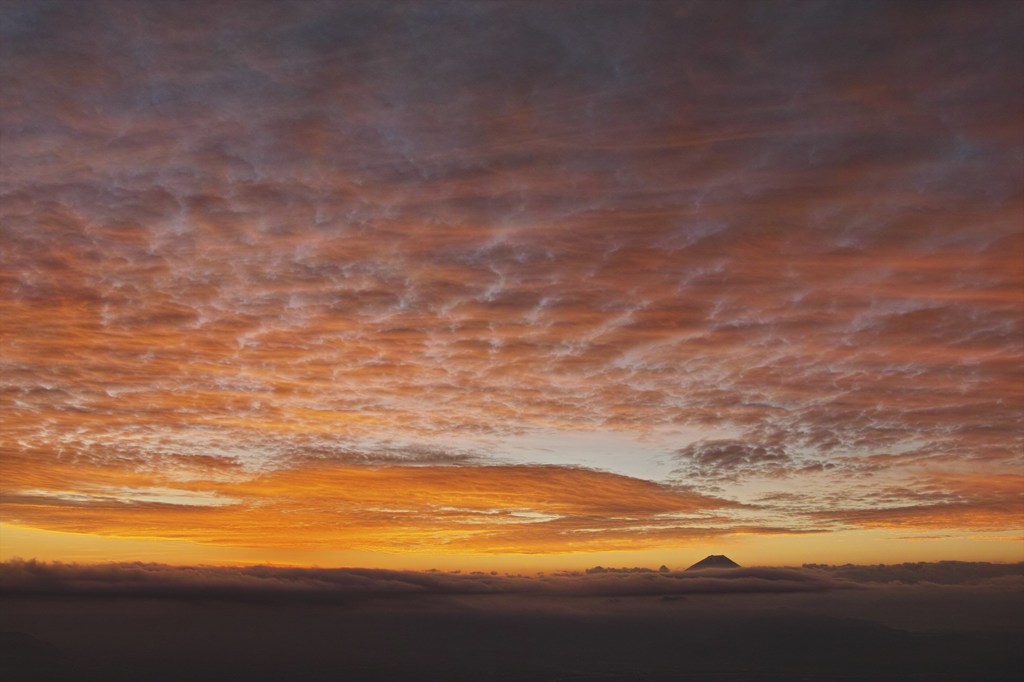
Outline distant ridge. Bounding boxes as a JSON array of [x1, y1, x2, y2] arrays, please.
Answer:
[[686, 555, 740, 571]]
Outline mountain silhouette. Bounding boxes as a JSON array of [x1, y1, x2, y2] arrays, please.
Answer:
[[686, 555, 740, 570]]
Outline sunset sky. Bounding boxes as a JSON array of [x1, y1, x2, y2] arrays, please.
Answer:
[[1, 0, 1021, 570]]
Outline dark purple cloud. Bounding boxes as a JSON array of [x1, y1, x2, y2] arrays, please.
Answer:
[[0, 559, 851, 601], [673, 439, 795, 480], [803, 560, 1024, 586]]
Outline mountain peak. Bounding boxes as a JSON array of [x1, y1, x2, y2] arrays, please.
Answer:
[[686, 554, 741, 571]]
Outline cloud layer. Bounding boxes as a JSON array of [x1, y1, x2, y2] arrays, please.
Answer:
[[0, 559, 853, 601], [3, 561, 1021, 682], [2, 462, 761, 552], [1, 0, 1022, 555]]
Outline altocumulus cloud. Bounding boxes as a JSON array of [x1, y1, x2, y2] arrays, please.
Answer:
[[0, 0, 1022, 552]]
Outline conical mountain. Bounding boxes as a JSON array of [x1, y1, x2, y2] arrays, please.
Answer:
[[686, 555, 740, 571]]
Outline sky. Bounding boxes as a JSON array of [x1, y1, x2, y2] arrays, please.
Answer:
[[0, 0, 1022, 569]]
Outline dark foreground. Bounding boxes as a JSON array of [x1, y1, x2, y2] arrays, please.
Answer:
[[2, 591, 1021, 681]]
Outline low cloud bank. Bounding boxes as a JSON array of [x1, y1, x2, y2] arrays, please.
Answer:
[[3, 563, 1022, 681], [0, 560, 853, 601], [4, 560, 1020, 604], [802, 560, 1024, 586]]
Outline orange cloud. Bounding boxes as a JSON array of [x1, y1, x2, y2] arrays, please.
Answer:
[[814, 473, 1024, 531], [1, 463, 760, 554]]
